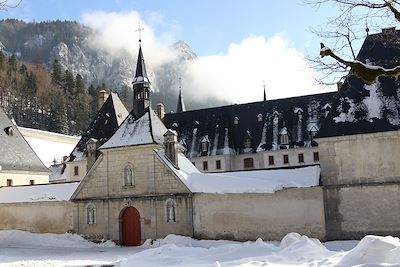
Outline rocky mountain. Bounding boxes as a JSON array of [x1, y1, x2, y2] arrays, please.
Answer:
[[0, 19, 230, 112]]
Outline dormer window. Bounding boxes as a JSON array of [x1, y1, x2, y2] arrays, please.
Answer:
[[233, 117, 239, 125], [280, 127, 289, 145], [201, 135, 210, 156], [4, 126, 13, 136], [309, 125, 319, 138], [257, 114, 263, 122], [243, 131, 252, 153]]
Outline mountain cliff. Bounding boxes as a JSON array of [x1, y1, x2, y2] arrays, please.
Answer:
[[0, 19, 229, 112]]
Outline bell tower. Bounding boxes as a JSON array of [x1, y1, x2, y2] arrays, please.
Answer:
[[132, 23, 151, 118]]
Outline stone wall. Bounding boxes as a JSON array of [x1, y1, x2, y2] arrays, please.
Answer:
[[76, 195, 193, 244], [317, 130, 400, 185], [324, 183, 400, 240], [0, 201, 77, 233], [193, 187, 326, 241]]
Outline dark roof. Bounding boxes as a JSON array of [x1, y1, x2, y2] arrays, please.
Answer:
[[68, 92, 128, 162], [176, 90, 186, 113], [164, 92, 336, 157], [132, 45, 150, 86], [0, 107, 48, 173], [100, 107, 167, 149], [317, 28, 400, 138]]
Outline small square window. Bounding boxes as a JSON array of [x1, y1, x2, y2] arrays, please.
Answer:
[[268, 155, 274, 165], [216, 160, 221, 170], [313, 152, 319, 162], [283, 154, 289, 164], [298, 153, 304, 163], [6, 179, 12, 187], [203, 161, 208, 171], [29, 180, 35, 185], [74, 166, 79, 176]]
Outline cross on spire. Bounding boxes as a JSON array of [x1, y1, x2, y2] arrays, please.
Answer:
[[136, 22, 144, 43], [178, 77, 182, 89]]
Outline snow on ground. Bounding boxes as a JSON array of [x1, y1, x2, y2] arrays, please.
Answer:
[[1, 230, 400, 266]]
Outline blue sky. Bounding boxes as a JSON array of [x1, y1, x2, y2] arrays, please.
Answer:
[[1, 0, 338, 56], [0, 0, 376, 102]]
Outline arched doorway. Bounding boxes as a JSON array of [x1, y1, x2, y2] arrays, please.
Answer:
[[121, 207, 141, 246]]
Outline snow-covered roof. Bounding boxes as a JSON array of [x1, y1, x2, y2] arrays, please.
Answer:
[[156, 150, 320, 194], [19, 127, 79, 167], [68, 92, 128, 162], [0, 182, 79, 203], [0, 108, 49, 173], [48, 164, 67, 182], [100, 108, 167, 149]]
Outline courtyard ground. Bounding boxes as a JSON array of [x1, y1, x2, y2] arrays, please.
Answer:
[[0, 230, 399, 266]]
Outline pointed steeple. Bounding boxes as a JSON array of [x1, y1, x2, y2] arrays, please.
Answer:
[[132, 25, 151, 118], [263, 82, 267, 101], [176, 78, 186, 113]]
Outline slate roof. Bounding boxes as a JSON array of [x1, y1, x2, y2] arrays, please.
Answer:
[[100, 107, 168, 149], [68, 92, 129, 162], [164, 92, 336, 158], [317, 28, 400, 138], [0, 107, 48, 173]]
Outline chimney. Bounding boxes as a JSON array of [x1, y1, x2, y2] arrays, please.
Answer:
[[98, 90, 110, 109], [336, 81, 343, 91], [382, 27, 396, 34], [163, 129, 178, 167], [156, 103, 165, 121], [86, 138, 98, 171]]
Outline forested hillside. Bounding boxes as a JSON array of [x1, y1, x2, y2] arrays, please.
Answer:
[[0, 52, 118, 135]]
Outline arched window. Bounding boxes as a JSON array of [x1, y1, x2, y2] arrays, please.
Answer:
[[124, 164, 134, 186], [243, 157, 254, 169], [86, 203, 96, 225], [165, 199, 177, 223]]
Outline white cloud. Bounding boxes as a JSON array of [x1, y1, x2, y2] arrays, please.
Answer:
[[183, 34, 328, 104], [81, 11, 177, 66], [81, 11, 329, 104]]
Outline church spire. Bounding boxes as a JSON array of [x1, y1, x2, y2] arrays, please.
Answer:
[[263, 81, 267, 101], [132, 23, 151, 118], [176, 78, 186, 113]]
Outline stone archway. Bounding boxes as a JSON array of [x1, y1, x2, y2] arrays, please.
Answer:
[[121, 207, 141, 246]]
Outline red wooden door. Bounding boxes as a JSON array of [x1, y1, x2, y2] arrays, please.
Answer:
[[121, 207, 141, 246]]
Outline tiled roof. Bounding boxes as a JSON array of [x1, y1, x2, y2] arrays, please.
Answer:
[[0, 107, 48, 173]]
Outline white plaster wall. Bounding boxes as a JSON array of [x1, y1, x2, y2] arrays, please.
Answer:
[[193, 187, 326, 241], [191, 147, 319, 173], [0, 171, 48, 186]]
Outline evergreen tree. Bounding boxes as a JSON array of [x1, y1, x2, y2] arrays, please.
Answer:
[[0, 52, 6, 70], [51, 59, 63, 85], [75, 73, 85, 95], [48, 90, 69, 134], [62, 69, 75, 95]]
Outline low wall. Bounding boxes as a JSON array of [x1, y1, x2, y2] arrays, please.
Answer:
[[193, 187, 326, 241], [324, 183, 400, 240], [0, 201, 77, 233]]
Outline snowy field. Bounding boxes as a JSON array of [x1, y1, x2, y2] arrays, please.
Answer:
[[0, 230, 400, 266]]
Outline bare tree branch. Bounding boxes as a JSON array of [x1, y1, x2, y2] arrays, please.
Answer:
[[320, 43, 400, 83], [0, 0, 21, 10]]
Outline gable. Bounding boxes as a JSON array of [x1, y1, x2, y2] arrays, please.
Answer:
[[0, 108, 48, 173]]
